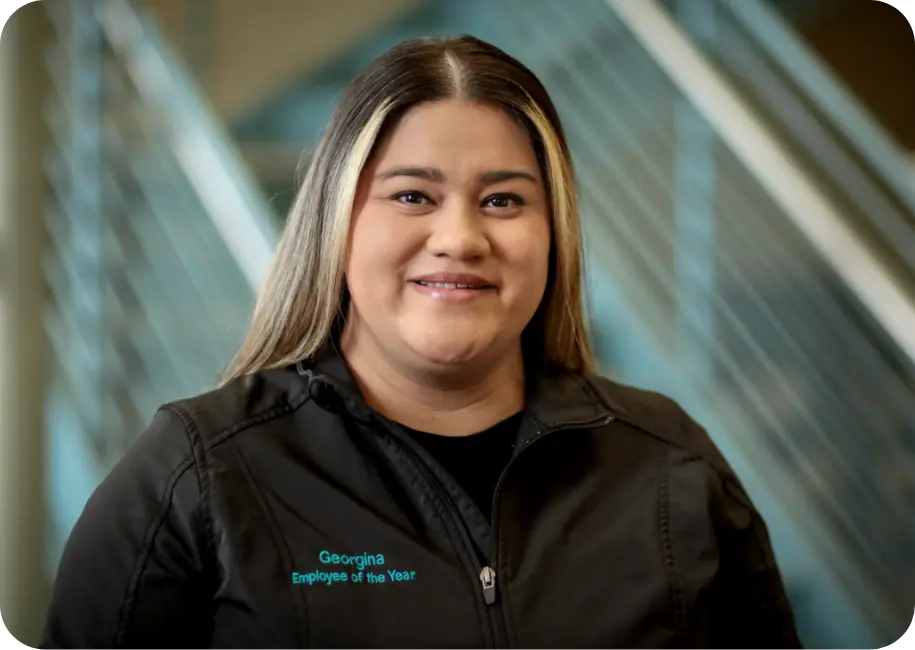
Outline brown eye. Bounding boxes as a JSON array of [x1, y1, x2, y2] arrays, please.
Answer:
[[482, 193, 524, 209], [393, 191, 432, 205]]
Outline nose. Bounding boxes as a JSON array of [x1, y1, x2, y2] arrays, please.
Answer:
[[425, 198, 491, 261]]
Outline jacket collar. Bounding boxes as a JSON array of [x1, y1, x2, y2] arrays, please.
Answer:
[[297, 342, 615, 435], [525, 369, 615, 432]]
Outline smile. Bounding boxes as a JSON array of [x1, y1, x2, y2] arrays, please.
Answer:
[[415, 281, 489, 290], [409, 280, 496, 304]]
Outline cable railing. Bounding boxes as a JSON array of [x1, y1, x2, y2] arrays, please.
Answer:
[[498, 0, 915, 642], [676, 0, 915, 324], [43, 0, 279, 473], [723, 0, 915, 216], [99, 0, 279, 291]]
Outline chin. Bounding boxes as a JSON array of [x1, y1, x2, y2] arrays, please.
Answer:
[[411, 342, 483, 368], [405, 332, 491, 368]]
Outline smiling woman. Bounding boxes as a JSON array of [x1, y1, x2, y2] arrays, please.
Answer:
[[343, 99, 553, 429], [42, 36, 802, 649]]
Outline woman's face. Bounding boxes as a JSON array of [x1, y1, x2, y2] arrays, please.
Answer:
[[345, 99, 551, 372]]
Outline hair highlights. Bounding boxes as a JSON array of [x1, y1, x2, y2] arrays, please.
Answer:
[[222, 36, 594, 382]]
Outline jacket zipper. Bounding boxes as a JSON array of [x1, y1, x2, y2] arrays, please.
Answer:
[[383, 413, 616, 647], [479, 565, 497, 604], [391, 436, 485, 575], [310, 371, 615, 647], [483, 413, 616, 647], [383, 431, 505, 646]]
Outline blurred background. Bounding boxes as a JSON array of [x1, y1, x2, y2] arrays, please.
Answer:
[[1, 0, 914, 646]]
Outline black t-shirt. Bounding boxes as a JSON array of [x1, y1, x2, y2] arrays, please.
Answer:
[[403, 412, 522, 518]]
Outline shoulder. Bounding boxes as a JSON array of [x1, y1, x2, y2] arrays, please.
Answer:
[[581, 373, 734, 478], [159, 365, 311, 449], [82, 366, 311, 520]]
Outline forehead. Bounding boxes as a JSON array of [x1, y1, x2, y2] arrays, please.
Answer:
[[370, 100, 541, 176]]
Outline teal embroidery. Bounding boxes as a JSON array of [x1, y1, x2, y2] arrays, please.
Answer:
[[318, 550, 385, 571], [292, 551, 416, 586]]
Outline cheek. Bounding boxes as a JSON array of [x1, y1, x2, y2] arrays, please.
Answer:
[[346, 218, 378, 302], [506, 219, 552, 292], [346, 210, 414, 299]]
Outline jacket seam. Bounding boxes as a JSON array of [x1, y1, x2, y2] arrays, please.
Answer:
[[228, 438, 311, 647], [158, 394, 313, 645], [577, 374, 615, 418], [162, 405, 218, 575], [733, 482, 784, 609], [585, 377, 737, 478], [613, 415, 712, 461], [721, 473, 755, 510], [114, 455, 196, 647], [613, 413, 741, 510], [658, 445, 686, 640], [196, 390, 312, 452]]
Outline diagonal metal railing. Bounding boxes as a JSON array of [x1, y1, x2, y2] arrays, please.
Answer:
[[42, 0, 279, 485]]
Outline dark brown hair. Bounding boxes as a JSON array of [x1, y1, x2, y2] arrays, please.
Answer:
[[223, 36, 594, 381]]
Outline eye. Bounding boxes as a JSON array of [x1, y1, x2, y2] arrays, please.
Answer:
[[482, 193, 525, 209], [392, 191, 432, 206]]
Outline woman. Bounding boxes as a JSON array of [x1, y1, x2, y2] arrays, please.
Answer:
[[42, 36, 801, 648]]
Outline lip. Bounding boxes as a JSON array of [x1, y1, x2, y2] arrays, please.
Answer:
[[410, 272, 495, 288], [408, 272, 497, 304]]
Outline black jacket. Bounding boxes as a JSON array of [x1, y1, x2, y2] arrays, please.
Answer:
[[42, 349, 802, 648]]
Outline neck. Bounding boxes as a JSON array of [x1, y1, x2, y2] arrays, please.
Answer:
[[339, 328, 525, 437]]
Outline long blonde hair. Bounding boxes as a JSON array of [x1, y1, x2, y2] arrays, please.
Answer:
[[222, 36, 594, 382]]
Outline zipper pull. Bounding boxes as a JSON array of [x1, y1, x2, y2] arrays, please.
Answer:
[[479, 566, 497, 605]]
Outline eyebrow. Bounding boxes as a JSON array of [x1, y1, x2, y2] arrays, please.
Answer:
[[376, 166, 539, 186]]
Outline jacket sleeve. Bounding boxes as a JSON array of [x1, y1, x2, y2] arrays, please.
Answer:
[[41, 407, 214, 649], [710, 473, 803, 649]]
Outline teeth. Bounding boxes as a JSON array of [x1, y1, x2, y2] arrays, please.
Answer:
[[418, 281, 480, 289]]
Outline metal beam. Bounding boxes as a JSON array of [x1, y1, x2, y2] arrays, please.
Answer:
[[0, 4, 52, 645], [607, 0, 915, 367]]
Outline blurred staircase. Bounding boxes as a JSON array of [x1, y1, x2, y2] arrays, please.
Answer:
[[146, 0, 423, 123], [42, 0, 277, 559], [43, 0, 915, 647]]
